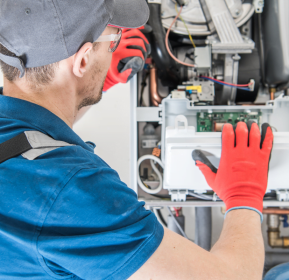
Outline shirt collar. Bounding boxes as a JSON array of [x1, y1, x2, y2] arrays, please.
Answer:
[[0, 88, 94, 152]]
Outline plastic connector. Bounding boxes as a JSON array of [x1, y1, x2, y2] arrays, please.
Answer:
[[176, 0, 185, 7], [152, 147, 161, 157], [248, 79, 255, 92]]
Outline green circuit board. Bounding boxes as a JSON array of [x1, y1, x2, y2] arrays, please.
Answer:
[[197, 112, 262, 132]]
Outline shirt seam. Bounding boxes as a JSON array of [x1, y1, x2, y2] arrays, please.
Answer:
[[104, 217, 159, 280], [34, 164, 100, 279], [49, 0, 69, 56]]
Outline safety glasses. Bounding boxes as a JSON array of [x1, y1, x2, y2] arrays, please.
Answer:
[[95, 29, 122, 53]]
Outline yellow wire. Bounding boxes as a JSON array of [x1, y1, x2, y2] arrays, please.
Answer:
[[175, 3, 196, 48]]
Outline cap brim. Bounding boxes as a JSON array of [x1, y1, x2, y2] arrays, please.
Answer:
[[109, 0, 150, 29]]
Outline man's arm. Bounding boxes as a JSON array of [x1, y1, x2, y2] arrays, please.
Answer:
[[130, 121, 272, 280], [130, 209, 263, 280]]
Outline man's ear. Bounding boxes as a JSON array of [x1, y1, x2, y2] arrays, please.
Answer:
[[73, 42, 93, 78]]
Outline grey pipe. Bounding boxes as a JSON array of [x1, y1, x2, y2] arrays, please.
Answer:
[[195, 207, 212, 251], [167, 207, 188, 239]]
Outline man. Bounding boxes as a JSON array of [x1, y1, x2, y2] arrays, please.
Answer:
[[0, 1, 273, 279]]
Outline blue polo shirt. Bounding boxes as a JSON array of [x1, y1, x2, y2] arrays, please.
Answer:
[[0, 88, 163, 279]]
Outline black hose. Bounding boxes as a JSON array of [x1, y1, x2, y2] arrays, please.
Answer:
[[147, 3, 183, 88], [156, 209, 167, 227]]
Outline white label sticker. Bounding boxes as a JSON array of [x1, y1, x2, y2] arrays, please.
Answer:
[[148, 0, 162, 4]]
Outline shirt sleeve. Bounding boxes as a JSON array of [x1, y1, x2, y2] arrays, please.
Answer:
[[37, 166, 164, 280]]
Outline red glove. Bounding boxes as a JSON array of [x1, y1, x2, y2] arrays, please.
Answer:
[[103, 27, 151, 91], [192, 121, 273, 217]]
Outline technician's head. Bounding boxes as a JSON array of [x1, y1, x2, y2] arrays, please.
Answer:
[[0, 0, 149, 110]]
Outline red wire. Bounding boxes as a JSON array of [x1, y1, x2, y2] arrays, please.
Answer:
[[164, 10, 251, 85], [173, 207, 180, 217], [165, 7, 197, 68], [201, 76, 252, 87]]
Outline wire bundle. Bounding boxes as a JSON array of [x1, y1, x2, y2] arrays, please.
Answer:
[[165, 5, 254, 92], [200, 76, 254, 92]]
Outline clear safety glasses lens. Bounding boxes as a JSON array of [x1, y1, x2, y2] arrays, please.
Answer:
[[109, 29, 122, 53]]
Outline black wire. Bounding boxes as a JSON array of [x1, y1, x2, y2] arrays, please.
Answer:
[[188, 191, 222, 201], [156, 209, 167, 227], [167, 207, 188, 239]]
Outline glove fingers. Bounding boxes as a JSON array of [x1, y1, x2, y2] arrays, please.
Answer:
[[221, 124, 235, 151], [122, 29, 150, 46], [124, 38, 148, 56], [192, 150, 217, 173], [235, 122, 249, 148], [195, 161, 217, 186], [118, 57, 144, 81], [107, 62, 133, 83], [115, 48, 145, 61], [248, 121, 261, 149], [126, 36, 151, 56], [127, 45, 147, 60], [261, 123, 273, 151]]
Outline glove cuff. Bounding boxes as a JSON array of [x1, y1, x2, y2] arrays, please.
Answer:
[[225, 206, 263, 223], [225, 195, 263, 213]]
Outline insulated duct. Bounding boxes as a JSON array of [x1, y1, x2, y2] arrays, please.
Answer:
[[147, 3, 183, 88], [262, 0, 289, 89]]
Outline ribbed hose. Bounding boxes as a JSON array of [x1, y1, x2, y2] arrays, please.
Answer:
[[195, 207, 212, 251]]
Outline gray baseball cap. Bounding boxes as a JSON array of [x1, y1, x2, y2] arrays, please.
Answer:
[[0, 0, 149, 78]]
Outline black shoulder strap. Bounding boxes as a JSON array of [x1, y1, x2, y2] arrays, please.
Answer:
[[0, 133, 32, 164], [0, 131, 73, 164]]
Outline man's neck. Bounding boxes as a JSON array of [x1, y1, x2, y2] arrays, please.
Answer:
[[2, 78, 78, 128]]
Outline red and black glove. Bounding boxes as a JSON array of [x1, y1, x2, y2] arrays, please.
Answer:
[[192, 121, 273, 219], [103, 27, 151, 91]]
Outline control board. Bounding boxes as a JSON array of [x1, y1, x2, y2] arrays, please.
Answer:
[[197, 112, 262, 132]]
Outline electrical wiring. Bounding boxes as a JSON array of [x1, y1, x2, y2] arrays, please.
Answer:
[[137, 155, 164, 194], [174, 4, 196, 48], [200, 75, 252, 87], [200, 76, 253, 91], [173, 207, 180, 217], [153, 208, 168, 227], [167, 207, 189, 239], [165, 6, 197, 68], [188, 191, 222, 201]]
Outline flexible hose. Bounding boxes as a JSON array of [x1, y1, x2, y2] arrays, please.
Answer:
[[137, 155, 164, 194]]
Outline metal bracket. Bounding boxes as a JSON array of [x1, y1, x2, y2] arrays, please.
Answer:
[[201, 0, 254, 53], [219, 53, 241, 105], [276, 190, 289, 202], [253, 0, 264, 13]]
